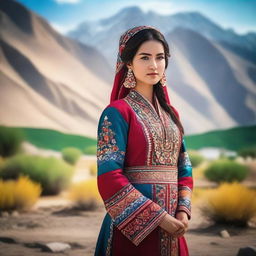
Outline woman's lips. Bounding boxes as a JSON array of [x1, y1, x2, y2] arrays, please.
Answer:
[[147, 73, 158, 76]]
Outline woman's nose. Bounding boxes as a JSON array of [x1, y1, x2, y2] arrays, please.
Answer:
[[149, 60, 157, 69]]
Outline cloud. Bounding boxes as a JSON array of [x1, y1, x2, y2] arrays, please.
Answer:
[[137, 1, 175, 14], [54, 0, 80, 4], [50, 22, 77, 34]]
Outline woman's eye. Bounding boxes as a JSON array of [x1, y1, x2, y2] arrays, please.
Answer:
[[140, 56, 164, 60]]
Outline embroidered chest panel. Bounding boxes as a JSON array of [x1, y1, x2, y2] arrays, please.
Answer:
[[124, 90, 181, 166]]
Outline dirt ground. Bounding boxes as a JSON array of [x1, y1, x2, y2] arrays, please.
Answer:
[[0, 200, 256, 256], [0, 156, 256, 256]]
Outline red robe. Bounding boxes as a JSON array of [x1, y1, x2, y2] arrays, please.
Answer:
[[95, 89, 193, 256]]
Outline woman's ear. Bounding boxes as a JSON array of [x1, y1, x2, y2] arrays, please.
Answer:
[[126, 62, 132, 69]]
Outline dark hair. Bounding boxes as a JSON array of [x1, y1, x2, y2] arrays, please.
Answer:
[[121, 28, 185, 135]]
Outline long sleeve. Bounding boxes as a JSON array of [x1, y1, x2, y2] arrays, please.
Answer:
[[176, 137, 193, 220], [97, 106, 168, 246]]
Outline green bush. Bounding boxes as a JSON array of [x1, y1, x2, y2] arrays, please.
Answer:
[[61, 147, 82, 165], [0, 126, 24, 157], [204, 158, 249, 183], [84, 145, 97, 155], [238, 146, 256, 158], [0, 154, 74, 195], [188, 151, 204, 167]]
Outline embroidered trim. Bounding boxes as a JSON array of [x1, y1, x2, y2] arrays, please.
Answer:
[[178, 185, 192, 191], [153, 183, 179, 255], [107, 189, 143, 219], [106, 221, 114, 256], [170, 184, 178, 217], [120, 203, 166, 246], [177, 185, 192, 218], [124, 90, 182, 166], [170, 236, 179, 256], [104, 183, 167, 246], [159, 228, 170, 256], [125, 170, 178, 184], [178, 198, 191, 209], [178, 189, 192, 211], [124, 166, 178, 184]]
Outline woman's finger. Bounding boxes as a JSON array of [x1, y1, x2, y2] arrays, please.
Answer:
[[173, 229, 186, 238], [172, 227, 184, 236], [172, 226, 187, 237]]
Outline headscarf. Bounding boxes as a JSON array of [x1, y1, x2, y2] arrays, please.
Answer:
[[110, 25, 180, 120]]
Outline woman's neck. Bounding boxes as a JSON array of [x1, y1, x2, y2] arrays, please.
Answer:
[[134, 84, 154, 104]]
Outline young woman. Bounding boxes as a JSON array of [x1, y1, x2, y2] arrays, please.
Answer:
[[94, 25, 193, 256]]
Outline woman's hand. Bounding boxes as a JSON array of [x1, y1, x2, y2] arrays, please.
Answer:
[[172, 211, 189, 237], [159, 214, 185, 236]]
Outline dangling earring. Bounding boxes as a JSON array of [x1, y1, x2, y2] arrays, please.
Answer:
[[160, 73, 167, 87], [123, 68, 136, 88]]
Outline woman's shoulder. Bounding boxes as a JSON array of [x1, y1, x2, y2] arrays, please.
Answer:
[[100, 99, 132, 122]]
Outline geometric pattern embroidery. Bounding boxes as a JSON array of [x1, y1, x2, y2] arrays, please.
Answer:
[[104, 183, 166, 246], [178, 186, 192, 213], [97, 115, 125, 166], [178, 198, 191, 209], [153, 184, 179, 256]]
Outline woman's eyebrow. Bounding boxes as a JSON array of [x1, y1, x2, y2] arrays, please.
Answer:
[[138, 52, 165, 56]]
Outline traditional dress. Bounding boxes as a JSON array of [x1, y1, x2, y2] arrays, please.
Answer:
[[94, 26, 193, 256]]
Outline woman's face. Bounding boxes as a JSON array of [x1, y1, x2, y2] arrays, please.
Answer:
[[127, 40, 166, 87]]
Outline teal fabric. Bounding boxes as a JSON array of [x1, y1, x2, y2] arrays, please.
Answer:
[[97, 107, 128, 176]]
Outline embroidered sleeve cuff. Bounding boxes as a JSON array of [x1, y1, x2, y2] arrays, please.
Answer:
[[176, 203, 191, 220], [104, 183, 168, 246], [177, 186, 192, 220]]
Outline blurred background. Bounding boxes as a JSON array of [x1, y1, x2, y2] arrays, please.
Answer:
[[0, 0, 256, 255]]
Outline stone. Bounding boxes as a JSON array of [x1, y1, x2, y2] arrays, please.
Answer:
[[11, 211, 19, 217], [1, 211, 9, 217], [220, 229, 230, 238], [44, 242, 71, 252], [237, 246, 256, 256]]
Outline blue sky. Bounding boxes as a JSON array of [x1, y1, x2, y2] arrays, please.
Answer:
[[16, 0, 256, 35]]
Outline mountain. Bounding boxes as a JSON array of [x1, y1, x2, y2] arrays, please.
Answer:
[[167, 27, 255, 129], [1, 2, 255, 137], [68, 7, 256, 64], [67, 6, 256, 134], [0, 0, 113, 138]]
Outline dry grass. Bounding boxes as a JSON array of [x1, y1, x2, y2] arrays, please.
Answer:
[[199, 182, 256, 226], [67, 178, 101, 210]]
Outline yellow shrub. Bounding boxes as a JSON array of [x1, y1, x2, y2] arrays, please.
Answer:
[[0, 176, 42, 211], [200, 182, 256, 225], [68, 178, 101, 210], [191, 187, 212, 204], [89, 162, 97, 176]]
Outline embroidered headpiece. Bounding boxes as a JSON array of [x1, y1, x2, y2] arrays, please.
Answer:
[[116, 26, 160, 73]]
